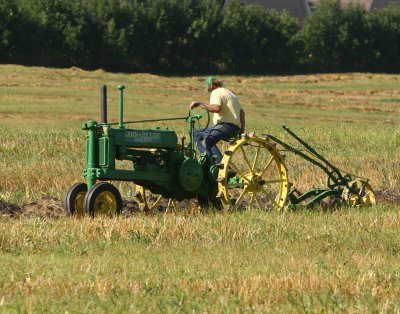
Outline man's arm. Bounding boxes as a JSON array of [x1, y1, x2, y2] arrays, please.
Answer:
[[190, 101, 221, 113], [240, 109, 245, 133]]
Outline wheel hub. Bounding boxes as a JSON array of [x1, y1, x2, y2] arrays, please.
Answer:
[[94, 191, 117, 215]]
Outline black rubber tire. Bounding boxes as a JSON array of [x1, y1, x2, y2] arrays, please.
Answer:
[[63, 182, 88, 216], [83, 182, 122, 217]]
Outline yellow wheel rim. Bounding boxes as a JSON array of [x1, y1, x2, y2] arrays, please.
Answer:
[[342, 180, 376, 208], [135, 186, 176, 212], [93, 191, 118, 216], [74, 191, 86, 217], [218, 134, 288, 211]]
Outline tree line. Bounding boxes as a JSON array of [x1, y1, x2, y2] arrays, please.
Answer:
[[0, 0, 399, 73]]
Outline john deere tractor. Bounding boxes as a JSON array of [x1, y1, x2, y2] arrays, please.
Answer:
[[63, 85, 289, 216]]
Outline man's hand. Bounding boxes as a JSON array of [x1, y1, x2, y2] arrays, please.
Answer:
[[190, 101, 201, 109]]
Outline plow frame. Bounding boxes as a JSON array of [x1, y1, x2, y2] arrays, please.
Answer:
[[265, 125, 374, 209]]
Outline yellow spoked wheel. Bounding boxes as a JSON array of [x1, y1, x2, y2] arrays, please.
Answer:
[[218, 135, 289, 211], [63, 182, 87, 217], [135, 186, 176, 212], [342, 179, 376, 208], [84, 182, 122, 217]]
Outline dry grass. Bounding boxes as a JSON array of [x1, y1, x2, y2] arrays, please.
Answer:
[[1, 208, 400, 311], [1, 65, 399, 204], [0, 65, 400, 311]]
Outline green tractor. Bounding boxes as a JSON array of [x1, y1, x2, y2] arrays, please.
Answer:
[[63, 85, 289, 216]]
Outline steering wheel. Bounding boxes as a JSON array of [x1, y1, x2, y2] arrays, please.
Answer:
[[188, 107, 210, 132]]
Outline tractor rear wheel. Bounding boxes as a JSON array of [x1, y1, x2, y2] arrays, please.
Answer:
[[63, 183, 87, 217], [217, 134, 289, 211], [84, 182, 122, 217]]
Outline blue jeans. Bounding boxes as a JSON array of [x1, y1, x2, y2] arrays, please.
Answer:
[[194, 123, 240, 164]]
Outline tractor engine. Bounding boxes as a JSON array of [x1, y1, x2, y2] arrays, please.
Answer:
[[82, 122, 206, 200]]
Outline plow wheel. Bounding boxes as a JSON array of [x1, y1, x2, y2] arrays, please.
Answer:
[[63, 182, 87, 217], [342, 179, 376, 208], [135, 186, 176, 212], [84, 182, 122, 217], [217, 135, 289, 211]]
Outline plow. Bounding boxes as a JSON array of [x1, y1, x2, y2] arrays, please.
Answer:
[[63, 86, 376, 217], [266, 126, 375, 209]]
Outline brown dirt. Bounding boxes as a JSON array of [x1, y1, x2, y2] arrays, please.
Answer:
[[0, 200, 21, 217], [0, 198, 141, 219], [0, 192, 399, 219], [375, 191, 400, 205]]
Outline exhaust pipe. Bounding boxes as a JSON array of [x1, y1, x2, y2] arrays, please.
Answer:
[[100, 85, 107, 124]]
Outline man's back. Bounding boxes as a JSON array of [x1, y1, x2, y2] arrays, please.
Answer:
[[210, 87, 242, 127]]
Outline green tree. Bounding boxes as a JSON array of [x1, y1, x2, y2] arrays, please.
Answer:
[[142, 0, 224, 71], [369, 4, 400, 72], [0, 0, 22, 62], [83, 0, 137, 70], [16, 0, 100, 67], [301, 0, 372, 71], [217, 0, 300, 72]]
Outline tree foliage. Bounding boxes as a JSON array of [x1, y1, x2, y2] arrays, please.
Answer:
[[0, 0, 399, 73], [300, 0, 400, 72], [218, 0, 300, 72], [369, 4, 400, 72], [0, 0, 23, 62]]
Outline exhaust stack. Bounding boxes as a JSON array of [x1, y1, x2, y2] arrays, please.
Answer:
[[101, 85, 107, 124]]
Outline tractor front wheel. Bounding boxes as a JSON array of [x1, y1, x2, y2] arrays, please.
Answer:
[[63, 183, 87, 217], [84, 182, 122, 217]]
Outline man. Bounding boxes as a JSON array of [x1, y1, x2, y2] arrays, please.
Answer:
[[190, 76, 245, 165]]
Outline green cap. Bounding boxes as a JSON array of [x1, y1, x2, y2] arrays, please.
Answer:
[[204, 76, 217, 86]]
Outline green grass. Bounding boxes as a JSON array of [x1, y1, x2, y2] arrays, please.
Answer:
[[0, 65, 400, 312]]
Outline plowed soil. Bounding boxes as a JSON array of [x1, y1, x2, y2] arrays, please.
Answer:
[[0, 198, 140, 218], [0, 192, 398, 219]]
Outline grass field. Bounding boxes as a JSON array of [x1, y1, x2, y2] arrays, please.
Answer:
[[0, 65, 400, 312]]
